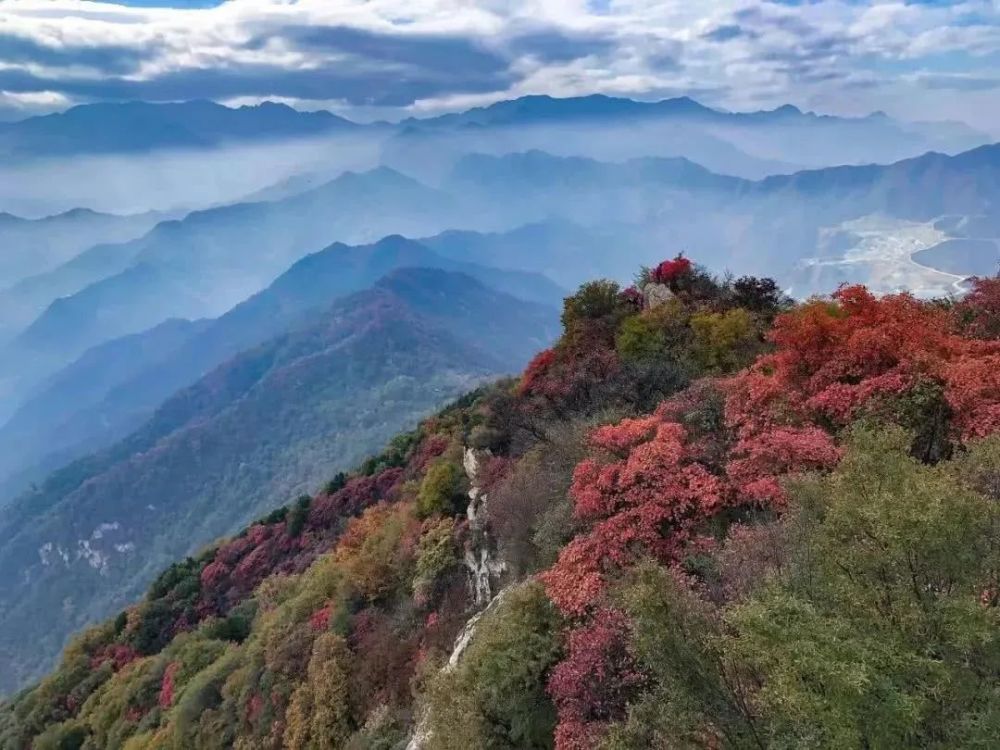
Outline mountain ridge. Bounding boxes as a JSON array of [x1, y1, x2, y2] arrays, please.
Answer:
[[0, 266, 559, 694]]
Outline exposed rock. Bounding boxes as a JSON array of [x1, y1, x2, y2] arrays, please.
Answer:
[[462, 447, 507, 606], [404, 449, 513, 750], [643, 281, 674, 309], [405, 586, 511, 750]]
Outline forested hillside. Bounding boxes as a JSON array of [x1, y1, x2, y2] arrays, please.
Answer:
[[0, 269, 558, 695], [5, 258, 1000, 750]]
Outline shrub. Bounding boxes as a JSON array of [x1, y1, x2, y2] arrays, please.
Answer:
[[417, 461, 466, 518], [425, 582, 562, 750], [286, 494, 312, 538], [561, 280, 623, 331]]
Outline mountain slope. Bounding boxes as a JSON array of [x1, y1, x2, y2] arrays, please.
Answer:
[[0, 238, 145, 347], [8, 260, 1000, 749], [0, 236, 564, 502], [0, 208, 163, 303], [0, 168, 472, 417], [0, 268, 559, 694]]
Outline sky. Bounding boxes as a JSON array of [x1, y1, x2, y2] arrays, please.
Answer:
[[0, 0, 999, 133]]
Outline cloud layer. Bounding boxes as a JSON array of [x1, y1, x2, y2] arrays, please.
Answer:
[[1, 0, 999, 131]]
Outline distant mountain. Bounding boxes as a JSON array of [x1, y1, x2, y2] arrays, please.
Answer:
[[442, 151, 753, 263], [383, 106, 797, 181], [442, 145, 1000, 280], [0, 318, 211, 503], [0, 235, 564, 502], [0, 208, 163, 297], [0, 101, 359, 160], [0, 239, 143, 347], [0, 267, 560, 694], [449, 150, 745, 195], [404, 94, 719, 128], [756, 143, 1000, 219], [404, 94, 988, 169], [0, 167, 475, 417], [422, 219, 654, 289]]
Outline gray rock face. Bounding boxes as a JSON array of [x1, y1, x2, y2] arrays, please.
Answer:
[[462, 447, 507, 606], [643, 282, 674, 309], [404, 450, 511, 750]]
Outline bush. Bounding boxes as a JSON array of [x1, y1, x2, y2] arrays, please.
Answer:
[[487, 422, 590, 575], [561, 280, 622, 331], [286, 494, 312, 537], [424, 582, 562, 750], [417, 461, 466, 518], [413, 517, 460, 604]]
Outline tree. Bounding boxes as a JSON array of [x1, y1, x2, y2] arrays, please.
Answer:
[[417, 460, 465, 518], [283, 633, 353, 750], [425, 582, 563, 750], [542, 416, 722, 616], [547, 608, 642, 750]]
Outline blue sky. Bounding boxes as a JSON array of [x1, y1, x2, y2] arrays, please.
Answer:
[[1, 0, 998, 133]]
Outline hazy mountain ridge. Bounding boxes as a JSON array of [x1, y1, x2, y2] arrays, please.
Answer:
[[0, 100, 359, 161], [5, 139, 1000, 429], [0, 267, 559, 694], [0, 208, 165, 303], [0, 168, 468, 419], [0, 236, 564, 504]]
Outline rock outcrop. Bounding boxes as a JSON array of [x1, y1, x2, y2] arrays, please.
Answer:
[[643, 281, 675, 309], [462, 447, 507, 606]]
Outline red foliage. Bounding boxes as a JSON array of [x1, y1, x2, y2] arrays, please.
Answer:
[[650, 255, 692, 285], [246, 693, 265, 724], [519, 349, 558, 396], [158, 661, 180, 709], [89, 643, 139, 672], [410, 434, 451, 473], [309, 468, 403, 528], [955, 276, 1000, 339], [548, 608, 643, 750], [542, 417, 722, 615], [309, 604, 332, 632], [198, 522, 305, 614], [478, 455, 514, 491], [196, 467, 408, 619], [518, 334, 622, 416], [347, 608, 420, 716], [727, 426, 842, 505], [725, 283, 1000, 446]]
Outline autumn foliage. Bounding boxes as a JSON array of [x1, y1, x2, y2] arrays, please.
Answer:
[[650, 255, 693, 285], [542, 417, 722, 616], [12, 262, 1000, 750]]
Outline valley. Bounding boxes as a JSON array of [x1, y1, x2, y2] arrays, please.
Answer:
[[795, 215, 970, 298]]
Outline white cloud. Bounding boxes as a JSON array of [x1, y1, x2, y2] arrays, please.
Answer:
[[0, 0, 996, 130]]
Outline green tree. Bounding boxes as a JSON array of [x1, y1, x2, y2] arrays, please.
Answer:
[[425, 582, 563, 750], [417, 461, 465, 518]]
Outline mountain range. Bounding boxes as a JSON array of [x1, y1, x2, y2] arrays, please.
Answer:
[[0, 92, 999, 700], [0, 266, 559, 694], [0, 235, 564, 504], [0, 100, 359, 161], [0, 208, 164, 297], [5, 141, 1000, 429]]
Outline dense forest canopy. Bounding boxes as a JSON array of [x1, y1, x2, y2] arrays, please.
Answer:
[[5, 257, 1000, 750]]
